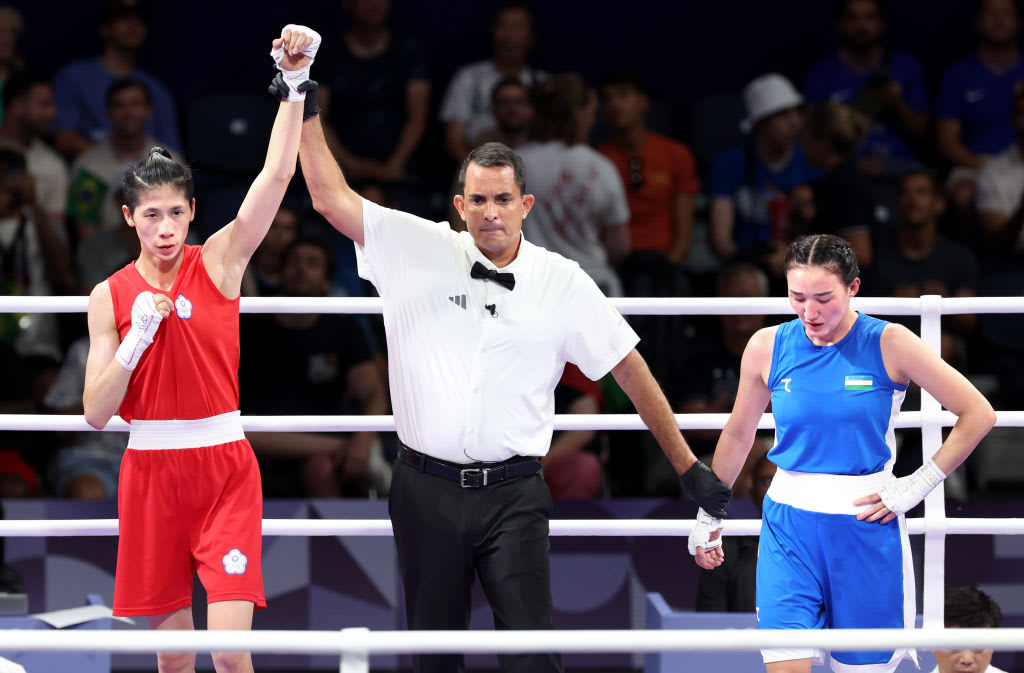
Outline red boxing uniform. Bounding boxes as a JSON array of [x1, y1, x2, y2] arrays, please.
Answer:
[[108, 245, 265, 616]]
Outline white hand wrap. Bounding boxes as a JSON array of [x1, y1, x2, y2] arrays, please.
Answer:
[[877, 458, 946, 515], [269, 24, 321, 102], [115, 291, 164, 371], [687, 507, 723, 556]]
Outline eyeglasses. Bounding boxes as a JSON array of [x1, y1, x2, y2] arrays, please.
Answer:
[[629, 157, 643, 190]]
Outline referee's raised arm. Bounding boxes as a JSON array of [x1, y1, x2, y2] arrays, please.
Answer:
[[299, 113, 365, 246]]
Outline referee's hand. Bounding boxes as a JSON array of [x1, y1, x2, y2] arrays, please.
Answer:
[[680, 461, 731, 518]]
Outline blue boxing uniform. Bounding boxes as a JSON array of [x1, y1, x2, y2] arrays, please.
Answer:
[[757, 313, 916, 673]]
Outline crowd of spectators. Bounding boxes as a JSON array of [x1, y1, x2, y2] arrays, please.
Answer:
[[0, 0, 1022, 500]]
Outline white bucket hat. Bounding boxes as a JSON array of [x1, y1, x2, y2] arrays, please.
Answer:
[[740, 73, 803, 133]]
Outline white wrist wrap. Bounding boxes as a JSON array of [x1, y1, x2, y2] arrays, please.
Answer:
[[687, 507, 723, 556], [877, 458, 946, 515], [115, 291, 164, 371], [269, 24, 321, 102], [277, 67, 311, 102]]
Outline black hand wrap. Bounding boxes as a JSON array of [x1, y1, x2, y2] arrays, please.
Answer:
[[679, 461, 731, 518], [268, 72, 321, 121]]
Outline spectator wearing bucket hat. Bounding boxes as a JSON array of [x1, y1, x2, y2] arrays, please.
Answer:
[[709, 73, 819, 288], [803, 0, 929, 175]]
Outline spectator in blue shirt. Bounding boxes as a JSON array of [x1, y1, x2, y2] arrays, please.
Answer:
[[710, 73, 819, 284], [803, 0, 928, 175], [936, 0, 1024, 222], [50, 0, 180, 158], [318, 0, 430, 187]]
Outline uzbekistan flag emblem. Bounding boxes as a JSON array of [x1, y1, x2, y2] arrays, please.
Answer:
[[845, 376, 873, 391]]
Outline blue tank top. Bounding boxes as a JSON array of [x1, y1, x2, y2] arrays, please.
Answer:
[[766, 313, 908, 475]]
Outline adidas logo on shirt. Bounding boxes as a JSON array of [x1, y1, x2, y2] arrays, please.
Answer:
[[448, 295, 467, 309]]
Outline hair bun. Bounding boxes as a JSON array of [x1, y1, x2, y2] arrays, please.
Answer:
[[122, 146, 193, 213]]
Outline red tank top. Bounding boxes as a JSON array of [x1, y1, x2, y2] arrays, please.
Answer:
[[109, 245, 240, 422]]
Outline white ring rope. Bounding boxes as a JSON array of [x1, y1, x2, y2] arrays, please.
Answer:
[[2, 410, 1024, 432], [2, 293, 1022, 665], [0, 517, 1020, 537], [0, 294, 1021, 316], [0, 628, 1020, 655]]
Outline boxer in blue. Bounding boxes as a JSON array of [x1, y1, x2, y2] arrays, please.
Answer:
[[689, 234, 996, 673]]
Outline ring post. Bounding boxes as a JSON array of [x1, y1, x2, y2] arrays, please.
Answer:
[[339, 627, 369, 673], [918, 295, 945, 628]]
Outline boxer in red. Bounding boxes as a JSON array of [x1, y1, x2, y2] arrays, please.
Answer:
[[82, 24, 321, 673]]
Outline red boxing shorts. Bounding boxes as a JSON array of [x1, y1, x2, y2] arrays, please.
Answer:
[[113, 411, 266, 617]]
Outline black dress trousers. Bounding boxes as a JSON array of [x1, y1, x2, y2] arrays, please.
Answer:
[[389, 458, 563, 673]]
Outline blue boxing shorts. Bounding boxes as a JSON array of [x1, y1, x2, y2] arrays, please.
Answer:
[[756, 468, 917, 673]]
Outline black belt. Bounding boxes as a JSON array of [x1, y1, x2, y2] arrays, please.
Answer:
[[398, 443, 542, 488]]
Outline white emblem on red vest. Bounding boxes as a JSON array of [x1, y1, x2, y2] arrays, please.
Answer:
[[175, 294, 193, 319]]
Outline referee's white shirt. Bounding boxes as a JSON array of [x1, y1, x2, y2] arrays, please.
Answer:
[[355, 198, 639, 464]]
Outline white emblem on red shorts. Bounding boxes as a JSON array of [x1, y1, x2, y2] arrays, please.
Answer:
[[222, 548, 248, 575], [175, 294, 193, 319]]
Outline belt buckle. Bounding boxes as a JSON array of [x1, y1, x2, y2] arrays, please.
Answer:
[[460, 468, 486, 488]]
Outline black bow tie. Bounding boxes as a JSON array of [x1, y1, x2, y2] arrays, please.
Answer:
[[470, 261, 515, 291]]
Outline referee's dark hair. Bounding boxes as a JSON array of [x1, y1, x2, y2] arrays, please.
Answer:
[[785, 234, 860, 286], [457, 142, 527, 197], [945, 586, 1002, 629]]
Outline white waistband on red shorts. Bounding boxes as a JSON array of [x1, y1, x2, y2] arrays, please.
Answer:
[[127, 411, 245, 450], [766, 467, 894, 515]]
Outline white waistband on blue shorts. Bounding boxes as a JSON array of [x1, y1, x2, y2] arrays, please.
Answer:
[[766, 467, 894, 515], [127, 411, 245, 450]]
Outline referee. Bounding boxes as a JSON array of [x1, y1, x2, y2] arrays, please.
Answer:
[[298, 103, 730, 673]]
